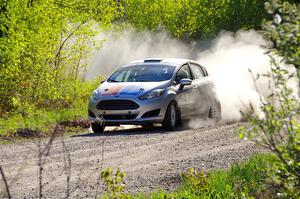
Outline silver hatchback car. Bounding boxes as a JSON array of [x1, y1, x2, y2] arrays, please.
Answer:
[[88, 58, 221, 133]]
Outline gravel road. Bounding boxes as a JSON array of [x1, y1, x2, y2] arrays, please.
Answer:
[[0, 122, 260, 198]]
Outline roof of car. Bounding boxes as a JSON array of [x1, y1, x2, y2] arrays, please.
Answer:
[[126, 58, 195, 67]]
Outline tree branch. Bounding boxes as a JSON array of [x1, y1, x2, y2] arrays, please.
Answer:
[[54, 21, 86, 69], [0, 166, 11, 199]]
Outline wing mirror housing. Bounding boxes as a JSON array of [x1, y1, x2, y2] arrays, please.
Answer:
[[179, 78, 192, 90]]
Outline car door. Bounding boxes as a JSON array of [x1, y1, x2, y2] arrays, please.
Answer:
[[189, 63, 212, 116], [175, 64, 199, 118]]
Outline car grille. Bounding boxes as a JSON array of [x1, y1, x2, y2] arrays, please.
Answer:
[[96, 100, 139, 110], [99, 114, 138, 120]]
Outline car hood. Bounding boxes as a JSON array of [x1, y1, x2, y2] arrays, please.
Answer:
[[97, 81, 168, 97]]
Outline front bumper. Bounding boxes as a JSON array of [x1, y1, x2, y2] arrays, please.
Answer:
[[88, 96, 171, 125]]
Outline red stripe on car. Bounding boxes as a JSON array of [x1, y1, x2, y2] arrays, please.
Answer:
[[102, 85, 124, 96]]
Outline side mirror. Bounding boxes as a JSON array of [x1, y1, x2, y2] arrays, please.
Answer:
[[179, 78, 192, 90], [100, 80, 105, 84]]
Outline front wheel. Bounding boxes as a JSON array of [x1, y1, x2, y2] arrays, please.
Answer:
[[163, 101, 178, 131], [91, 122, 105, 133]]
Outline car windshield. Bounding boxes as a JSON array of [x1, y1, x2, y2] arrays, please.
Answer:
[[108, 65, 175, 82]]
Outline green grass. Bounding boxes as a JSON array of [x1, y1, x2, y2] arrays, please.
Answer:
[[0, 77, 100, 139], [0, 99, 88, 138], [160, 154, 276, 198], [100, 154, 277, 199]]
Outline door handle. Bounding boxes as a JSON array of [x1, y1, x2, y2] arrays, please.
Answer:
[[193, 86, 198, 89]]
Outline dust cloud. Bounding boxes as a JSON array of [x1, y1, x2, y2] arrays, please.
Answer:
[[86, 29, 299, 123]]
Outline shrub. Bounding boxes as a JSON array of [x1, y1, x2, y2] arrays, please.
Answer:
[[122, 0, 268, 40], [0, 0, 120, 114], [98, 168, 129, 199], [240, 0, 300, 197], [176, 154, 275, 198]]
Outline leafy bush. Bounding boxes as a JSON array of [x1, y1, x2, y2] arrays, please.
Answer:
[[0, 0, 120, 115], [0, 0, 119, 136], [263, 0, 300, 76], [240, 66, 300, 197], [122, 0, 268, 39], [0, 78, 101, 137], [240, 0, 300, 197], [99, 168, 129, 199]]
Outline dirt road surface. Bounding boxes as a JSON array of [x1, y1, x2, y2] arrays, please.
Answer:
[[0, 123, 260, 198]]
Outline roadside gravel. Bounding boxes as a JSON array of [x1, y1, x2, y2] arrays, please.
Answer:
[[0, 122, 260, 198]]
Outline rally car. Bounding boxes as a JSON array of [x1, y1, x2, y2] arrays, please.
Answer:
[[88, 58, 221, 133]]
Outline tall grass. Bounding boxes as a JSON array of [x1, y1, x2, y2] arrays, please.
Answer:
[[0, 79, 101, 138], [173, 154, 275, 198], [0, 99, 88, 137], [100, 154, 277, 198], [146, 154, 276, 198]]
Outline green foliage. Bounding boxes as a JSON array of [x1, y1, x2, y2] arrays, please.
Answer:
[[240, 0, 300, 197], [0, 0, 121, 136], [100, 168, 129, 199], [99, 154, 275, 199], [240, 63, 300, 197], [122, 0, 268, 39], [178, 168, 210, 197], [0, 78, 100, 137], [263, 0, 300, 74], [0, 0, 120, 115], [174, 154, 275, 198], [0, 97, 86, 137]]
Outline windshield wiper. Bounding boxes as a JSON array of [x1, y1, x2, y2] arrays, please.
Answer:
[[135, 79, 150, 82], [108, 79, 120, 82]]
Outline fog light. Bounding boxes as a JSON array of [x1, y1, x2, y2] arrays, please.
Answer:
[[88, 110, 96, 118]]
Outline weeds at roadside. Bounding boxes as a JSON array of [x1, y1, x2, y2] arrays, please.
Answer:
[[98, 154, 277, 199], [0, 124, 76, 198], [0, 99, 90, 139], [173, 154, 276, 198], [0, 110, 91, 144]]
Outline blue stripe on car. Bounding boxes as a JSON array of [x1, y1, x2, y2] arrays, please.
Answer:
[[118, 85, 141, 96]]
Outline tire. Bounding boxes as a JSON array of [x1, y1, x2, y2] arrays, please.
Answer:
[[163, 101, 178, 131], [208, 100, 222, 122], [91, 122, 105, 133]]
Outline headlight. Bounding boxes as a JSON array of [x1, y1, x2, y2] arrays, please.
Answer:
[[139, 89, 165, 100], [91, 90, 99, 101]]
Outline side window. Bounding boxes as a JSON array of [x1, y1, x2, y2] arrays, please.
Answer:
[[200, 65, 208, 76], [175, 64, 192, 83], [190, 64, 204, 79]]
